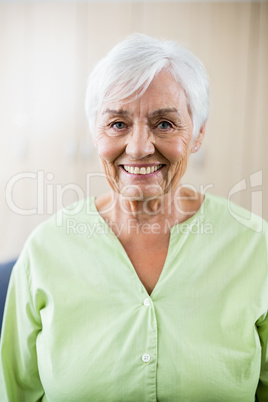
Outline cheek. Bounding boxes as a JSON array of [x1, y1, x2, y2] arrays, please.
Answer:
[[96, 138, 121, 192], [96, 137, 123, 163], [160, 136, 191, 165]]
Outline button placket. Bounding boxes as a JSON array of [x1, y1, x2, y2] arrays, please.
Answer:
[[140, 293, 158, 400]]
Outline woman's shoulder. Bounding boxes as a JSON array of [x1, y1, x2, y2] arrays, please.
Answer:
[[17, 197, 100, 259], [203, 192, 267, 236], [28, 196, 96, 235], [11, 196, 108, 282]]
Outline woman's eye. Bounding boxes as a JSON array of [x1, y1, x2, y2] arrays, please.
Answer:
[[111, 122, 126, 130], [157, 121, 172, 130]]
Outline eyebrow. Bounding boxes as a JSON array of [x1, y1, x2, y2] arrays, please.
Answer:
[[148, 108, 179, 117], [102, 109, 133, 116], [102, 108, 179, 117]]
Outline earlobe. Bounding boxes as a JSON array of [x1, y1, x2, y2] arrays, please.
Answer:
[[191, 123, 206, 153]]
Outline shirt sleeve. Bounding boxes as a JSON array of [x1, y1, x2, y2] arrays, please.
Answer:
[[0, 256, 44, 401], [256, 311, 268, 401], [256, 227, 268, 401]]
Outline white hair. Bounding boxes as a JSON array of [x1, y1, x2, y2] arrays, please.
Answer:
[[85, 33, 209, 138]]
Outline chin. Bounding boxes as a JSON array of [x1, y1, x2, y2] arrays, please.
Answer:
[[117, 186, 166, 201]]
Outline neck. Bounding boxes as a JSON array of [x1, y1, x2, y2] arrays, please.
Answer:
[[96, 186, 204, 237]]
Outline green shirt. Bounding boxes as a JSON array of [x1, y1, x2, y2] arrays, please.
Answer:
[[1, 194, 268, 401]]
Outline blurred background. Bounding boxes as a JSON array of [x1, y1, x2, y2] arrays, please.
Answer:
[[0, 0, 267, 262]]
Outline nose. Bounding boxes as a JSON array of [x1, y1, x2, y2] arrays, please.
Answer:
[[125, 125, 155, 159]]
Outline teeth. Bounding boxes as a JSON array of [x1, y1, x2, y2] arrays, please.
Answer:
[[123, 165, 162, 174]]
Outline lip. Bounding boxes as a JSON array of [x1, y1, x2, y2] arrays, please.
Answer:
[[119, 163, 163, 167]]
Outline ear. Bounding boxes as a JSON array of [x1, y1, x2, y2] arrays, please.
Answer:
[[191, 123, 206, 153]]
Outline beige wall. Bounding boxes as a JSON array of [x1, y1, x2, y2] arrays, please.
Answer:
[[0, 1, 267, 261]]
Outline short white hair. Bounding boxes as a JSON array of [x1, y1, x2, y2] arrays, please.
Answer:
[[85, 33, 209, 138]]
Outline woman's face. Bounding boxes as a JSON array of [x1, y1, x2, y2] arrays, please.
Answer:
[[95, 71, 199, 200]]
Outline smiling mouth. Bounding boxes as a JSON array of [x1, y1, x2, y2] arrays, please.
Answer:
[[122, 164, 164, 175]]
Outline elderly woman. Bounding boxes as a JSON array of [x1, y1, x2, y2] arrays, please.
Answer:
[[0, 33, 267, 401]]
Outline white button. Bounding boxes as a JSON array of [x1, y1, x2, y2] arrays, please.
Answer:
[[143, 298, 150, 307], [142, 353, 151, 363]]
